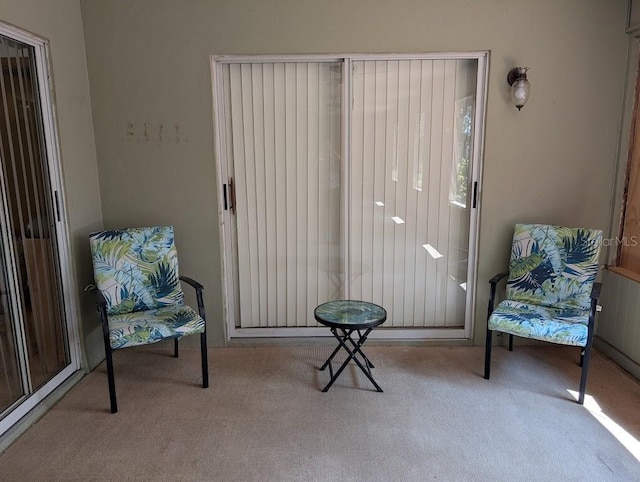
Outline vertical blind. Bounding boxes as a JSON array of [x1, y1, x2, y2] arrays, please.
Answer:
[[222, 62, 343, 328], [221, 56, 479, 330], [350, 59, 477, 328]]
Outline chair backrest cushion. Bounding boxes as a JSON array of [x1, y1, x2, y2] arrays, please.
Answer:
[[89, 226, 184, 315], [505, 224, 602, 311]]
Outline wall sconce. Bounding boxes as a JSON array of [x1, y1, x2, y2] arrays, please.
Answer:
[[507, 67, 530, 111]]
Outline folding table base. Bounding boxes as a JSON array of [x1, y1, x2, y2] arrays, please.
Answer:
[[319, 327, 383, 392]]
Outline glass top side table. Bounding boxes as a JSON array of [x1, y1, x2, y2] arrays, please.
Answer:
[[314, 300, 387, 392]]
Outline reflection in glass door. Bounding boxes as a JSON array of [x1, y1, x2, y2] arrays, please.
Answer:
[[349, 59, 479, 330], [0, 33, 70, 417]]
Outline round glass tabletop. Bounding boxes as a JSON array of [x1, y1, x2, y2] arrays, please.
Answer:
[[314, 300, 387, 329]]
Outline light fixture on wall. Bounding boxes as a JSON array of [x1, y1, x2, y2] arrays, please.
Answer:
[[507, 67, 530, 111]]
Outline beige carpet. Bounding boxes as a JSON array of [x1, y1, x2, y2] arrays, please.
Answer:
[[0, 343, 639, 481]]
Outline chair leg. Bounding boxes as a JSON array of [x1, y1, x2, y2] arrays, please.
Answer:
[[200, 331, 209, 389], [104, 345, 118, 414], [578, 344, 592, 405], [508, 334, 514, 351], [579, 348, 584, 367], [484, 329, 492, 379], [174, 339, 179, 358]]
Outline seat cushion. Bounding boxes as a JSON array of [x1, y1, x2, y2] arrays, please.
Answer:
[[89, 226, 184, 316], [505, 224, 601, 312], [488, 299, 589, 347], [108, 304, 205, 349]]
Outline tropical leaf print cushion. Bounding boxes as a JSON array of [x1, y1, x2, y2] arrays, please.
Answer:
[[489, 224, 602, 346], [489, 299, 590, 346], [505, 224, 602, 311], [108, 304, 205, 349], [89, 226, 185, 315]]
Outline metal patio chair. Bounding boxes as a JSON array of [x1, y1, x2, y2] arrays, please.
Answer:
[[484, 223, 602, 405], [88, 226, 208, 413]]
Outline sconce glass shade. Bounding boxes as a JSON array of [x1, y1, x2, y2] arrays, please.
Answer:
[[507, 67, 530, 111]]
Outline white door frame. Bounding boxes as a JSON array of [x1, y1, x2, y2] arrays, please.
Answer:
[[0, 22, 81, 435], [211, 52, 489, 341]]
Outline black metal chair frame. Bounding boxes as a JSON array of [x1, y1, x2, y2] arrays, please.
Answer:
[[90, 276, 208, 413], [484, 270, 601, 405]]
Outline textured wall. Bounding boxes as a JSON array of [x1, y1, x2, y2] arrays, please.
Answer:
[[80, 0, 629, 352]]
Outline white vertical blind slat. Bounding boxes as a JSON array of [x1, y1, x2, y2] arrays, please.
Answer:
[[294, 64, 308, 326], [236, 65, 260, 326], [403, 60, 421, 326], [328, 64, 342, 302], [307, 63, 320, 319], [284, 63, 298, 327], [427, 60, 445, 326], [262, 63, 277, 327], [440, 59, 457, 327], [222, 66, 242, 324], [317, 63, 329, 309], [361, 61, 376, 301], [273, 63, 288, 325], [350, 62, 364, 300], [227, 65, 245, 324], [381, 61, 398, 322], [391, 61, 410, 327], [250, 64, 268, 327], [371, 61, 386, 305], [414, 59, 433, 327]]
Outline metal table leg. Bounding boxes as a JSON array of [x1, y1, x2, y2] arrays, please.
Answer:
[[319, 327, 383, 393]]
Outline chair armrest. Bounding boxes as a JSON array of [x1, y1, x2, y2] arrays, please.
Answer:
[[489, 271, 508, 286], [179, 276, 204, 291], [179, 276, 206, 321], [587, 282, 603, 334], [488, 271, 508, 318], [85, 284, 107, 308], [85, 284, 110, 335], [591, 282, 601, 300]]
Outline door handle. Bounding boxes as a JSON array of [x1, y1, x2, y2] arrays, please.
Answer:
[[228, 177, 235, 215]]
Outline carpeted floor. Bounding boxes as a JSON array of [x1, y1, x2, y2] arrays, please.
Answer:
[[0, 343, 639, 481]]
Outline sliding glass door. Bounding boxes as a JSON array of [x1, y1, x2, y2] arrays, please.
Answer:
[[214, 53, 487, 339], [0, 26, 78, 433], [219, 61, 343, 329]]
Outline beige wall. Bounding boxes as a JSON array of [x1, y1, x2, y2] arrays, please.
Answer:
[[1, 1, 103, 368], [80, 0, 629, 350], [593, 2, 640, 379]]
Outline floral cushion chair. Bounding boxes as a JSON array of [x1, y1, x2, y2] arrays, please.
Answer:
[[89, 226, 208, 413], [484, 224, 602, 404]]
